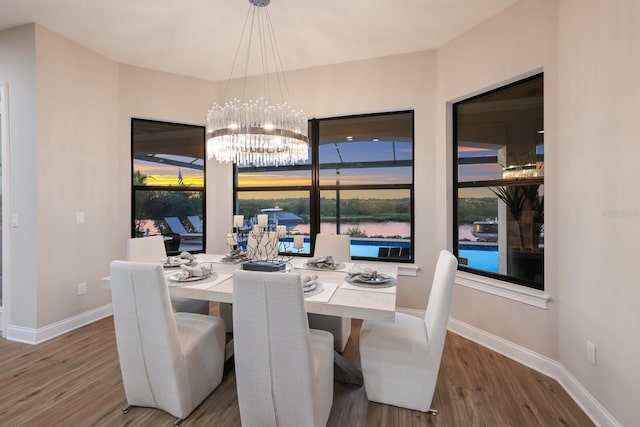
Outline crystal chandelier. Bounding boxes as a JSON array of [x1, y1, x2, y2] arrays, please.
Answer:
[[206, 0, 309, 167]]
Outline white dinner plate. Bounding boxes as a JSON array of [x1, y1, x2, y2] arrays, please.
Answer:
[[345, 274, 395, 287]]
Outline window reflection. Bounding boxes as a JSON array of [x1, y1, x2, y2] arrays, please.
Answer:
[[454, 74, 544, 289], [132, 119, 205, 254], [236, 190, 311, 255], [318, 112, 414, 260], [234, 110, 415, 262]]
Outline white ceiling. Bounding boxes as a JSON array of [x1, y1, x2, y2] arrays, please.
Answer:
[[0, 0, 517, 81]]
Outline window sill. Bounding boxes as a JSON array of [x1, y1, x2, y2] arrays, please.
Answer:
[[455, 271, 550, 309], [396, 263, 419, 277]]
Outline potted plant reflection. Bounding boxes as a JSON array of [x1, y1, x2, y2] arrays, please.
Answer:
[[492, 184, 544, 288]]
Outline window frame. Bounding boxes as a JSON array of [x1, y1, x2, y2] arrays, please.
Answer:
[[452, 73, 544, 290], [130, 118, 206, 254], [234, 110, 415, 262]]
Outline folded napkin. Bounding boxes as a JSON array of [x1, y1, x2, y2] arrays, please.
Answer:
[[307, 256, 338, 270], [163, 256, 183, 266], [222, 249, 249, 263], [348, 267, 391, 281], [302, 274, 319, 291], [180, 251, 196, 261], [164, 251, 197, 267], [177, 263, 213, 279]]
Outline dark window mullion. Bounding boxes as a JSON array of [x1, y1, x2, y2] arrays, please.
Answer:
[[318, 184, 413, 192], [310, 118, 321, 254]]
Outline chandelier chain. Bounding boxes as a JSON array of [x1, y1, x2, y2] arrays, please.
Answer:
[[222, 4, 252, 103]]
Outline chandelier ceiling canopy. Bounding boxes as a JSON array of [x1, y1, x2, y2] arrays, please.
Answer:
[[206, 0, 309, 167]]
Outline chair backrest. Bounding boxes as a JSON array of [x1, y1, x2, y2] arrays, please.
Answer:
[[187, 215, 203, 233], [314, 233, 352, 262], [126, 235, 167, 263], [423, 250, 458, 355], [246, 231, 279, 260], [232, 270, 316, 426], [109, 261, 185, 414]]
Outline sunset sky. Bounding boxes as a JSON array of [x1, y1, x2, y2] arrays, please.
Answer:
[[134, 139, 413, 196]]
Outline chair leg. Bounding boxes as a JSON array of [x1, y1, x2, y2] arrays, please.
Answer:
[[174, 418, 184, 426], [122, 405, 132, 414], [427, 408, 438, 416]]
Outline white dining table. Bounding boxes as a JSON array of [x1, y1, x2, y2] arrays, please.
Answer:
[[103, 253, 398, 385], [163, 253, 398, 323]]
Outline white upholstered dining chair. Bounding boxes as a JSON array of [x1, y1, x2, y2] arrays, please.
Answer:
[[232, 270, 334, 427], [308, 233, 352, 352], [109, 261, 226, 424], [359, 249, 458, 413], [126, 236, 210, 315]]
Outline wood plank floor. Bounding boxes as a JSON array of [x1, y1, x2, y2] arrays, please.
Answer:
[[0, 313, 593, 426]]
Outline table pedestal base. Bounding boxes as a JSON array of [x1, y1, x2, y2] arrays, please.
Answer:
[[333, 351, 363, 386]]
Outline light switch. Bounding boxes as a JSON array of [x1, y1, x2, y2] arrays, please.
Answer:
[[76, 211, 85, 224], [11, 213, 18, 227]]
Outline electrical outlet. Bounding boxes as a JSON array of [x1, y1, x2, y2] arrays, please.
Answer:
[[77, 282, 87, 296], [76, 211, 85, 224], [586, 340, 596, 365]]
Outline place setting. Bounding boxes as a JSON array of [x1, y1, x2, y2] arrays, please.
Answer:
[[300, 255, 353, 272], [167, 262, 215, 285], [301, 274, 321, 296], [220, 249, 250, 264], [303, 255, 342, 270], [162, 251, 197, 268], [341, 266, 397, 293], [301, 274, 340, 302]]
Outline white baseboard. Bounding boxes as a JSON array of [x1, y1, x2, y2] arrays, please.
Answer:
[[397, 307, 423, 318], [5, 304, 113, 344], [396, 308, 619, 427], [446, 317, 621, 427]]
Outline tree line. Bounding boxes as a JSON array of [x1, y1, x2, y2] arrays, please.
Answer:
[[238, 197, 411, 223], [458, 197, 498, 224]]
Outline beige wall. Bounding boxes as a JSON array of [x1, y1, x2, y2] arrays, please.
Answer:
[[34, 25, 121, 327], [436, 0, 559, 359], [556, 1, 640, 424]]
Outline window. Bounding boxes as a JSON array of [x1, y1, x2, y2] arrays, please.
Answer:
[[453, 74, 544, 290], [132, 119, 205, 254], [235, 111, 414, 261]]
